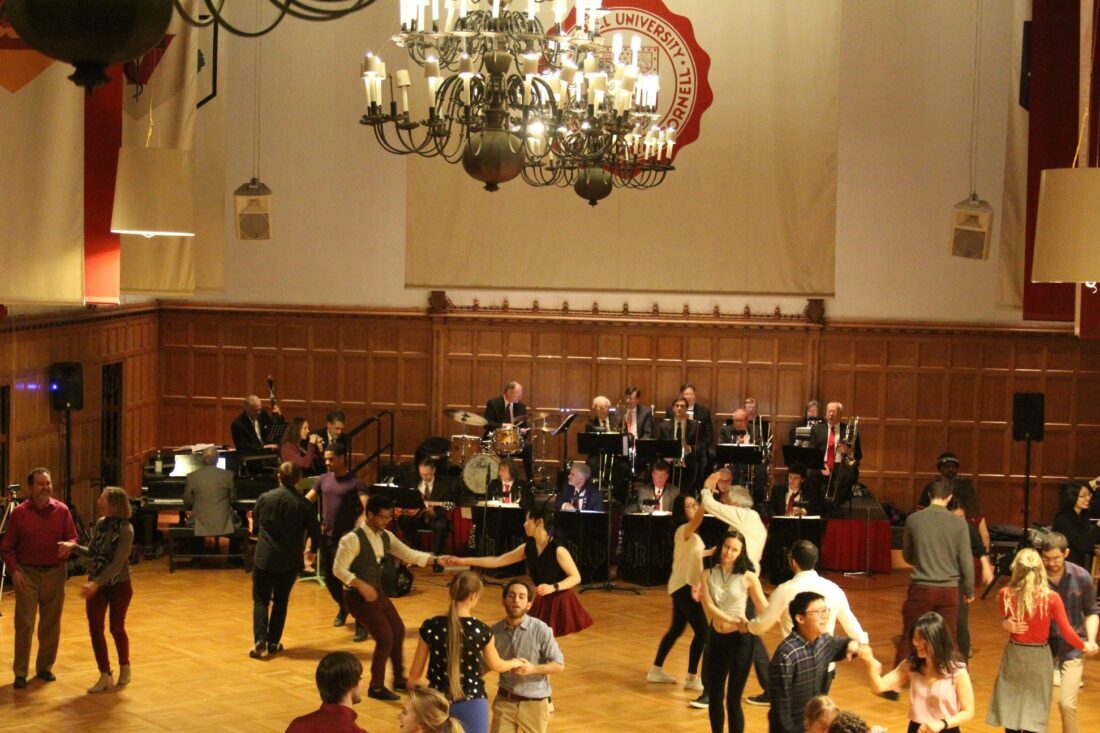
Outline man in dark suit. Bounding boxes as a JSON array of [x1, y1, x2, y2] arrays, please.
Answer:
[[310, 410, 346, 475], [483, 381, 533, 479], [184, 446, 240, 536], [486, 458, 532, 509], [718, 409, 768, 507], [769, 464, 823, 517], [231, 394, 285, 456], [679, 384, 713, 463], [396, 457, 457, 567], [583, 395, 632, 504], [621, 386, 654, 439], [808, 401, 861, 510], [632, 459, 679, 513], [658, 397, 702, 493], [556, 463, 604, 512]]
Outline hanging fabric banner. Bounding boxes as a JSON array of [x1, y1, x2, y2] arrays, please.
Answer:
[[0, 21, 85, 305]]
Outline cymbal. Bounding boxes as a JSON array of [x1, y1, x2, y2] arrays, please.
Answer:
[[444, 408, 488, 427], [528, 410, 557, 420]]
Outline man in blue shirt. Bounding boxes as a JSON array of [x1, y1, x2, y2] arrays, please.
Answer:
[[490, 578, 565, 733]]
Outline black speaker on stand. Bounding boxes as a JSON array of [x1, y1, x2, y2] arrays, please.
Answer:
[[48, 362, 87, 542], [1012, 392, 1044, 533]]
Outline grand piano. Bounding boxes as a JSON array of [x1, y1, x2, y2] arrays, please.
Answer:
[[136, 449, 278, 557]]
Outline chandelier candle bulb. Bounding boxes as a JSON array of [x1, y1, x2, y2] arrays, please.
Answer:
[[583, 55, 598, 75], [527, 0, 536, 22], [522, 54, 539, 76], [612, 33, 623, 63], [431, 0, 439, 25], [492, 0, 500, 20], [630, 34, 641, 66]]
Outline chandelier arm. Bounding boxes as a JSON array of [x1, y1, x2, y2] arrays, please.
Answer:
[[175, 0, 292, 38], [279, 0, 378, 23]]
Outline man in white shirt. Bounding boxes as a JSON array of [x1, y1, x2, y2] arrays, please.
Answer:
[[747, 540, 866, 693], [333, 494, 456, 701]]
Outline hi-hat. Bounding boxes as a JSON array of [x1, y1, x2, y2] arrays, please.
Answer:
[[444, 408, 488, 427]]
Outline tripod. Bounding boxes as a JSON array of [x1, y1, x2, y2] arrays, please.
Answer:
[[0, 483, 19, 616]]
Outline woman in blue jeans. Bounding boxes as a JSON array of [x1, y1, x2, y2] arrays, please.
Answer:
[[408, 572, 523, 733], [699, 531, 768, 733]]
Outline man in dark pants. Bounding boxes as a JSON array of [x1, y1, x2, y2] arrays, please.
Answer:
[[894, 478, 973, 668], [333, 494, 455, 700], [250, 462, 321, 659], [306, 445, 369, 642], [395, 457, 457, 570]]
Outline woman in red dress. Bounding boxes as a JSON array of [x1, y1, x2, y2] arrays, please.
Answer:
[[460, 504, 592, 636]]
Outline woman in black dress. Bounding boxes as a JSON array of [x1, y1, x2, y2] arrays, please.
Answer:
[[459, 504, 593, 636], [1052, 482, 1100, 569], [407, 571, 521, 733]]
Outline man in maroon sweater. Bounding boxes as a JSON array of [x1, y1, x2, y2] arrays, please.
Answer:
[[1, 467, 78, 689], [286, 651, 367, 733]]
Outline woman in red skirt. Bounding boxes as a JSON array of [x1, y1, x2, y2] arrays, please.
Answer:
[[460, 504, 592, 637]]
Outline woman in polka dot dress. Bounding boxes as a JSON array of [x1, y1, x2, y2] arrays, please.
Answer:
[[460, 504, 593, 637], [408, 571, 524, 733]]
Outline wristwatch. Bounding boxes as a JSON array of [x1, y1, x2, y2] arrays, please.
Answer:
[[553, 582, 560, 592]]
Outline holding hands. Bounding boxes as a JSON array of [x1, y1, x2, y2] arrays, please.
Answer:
[[57, 540, 76, 559]]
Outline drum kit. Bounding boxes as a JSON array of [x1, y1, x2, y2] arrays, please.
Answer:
[[443, 407, 558, 494]]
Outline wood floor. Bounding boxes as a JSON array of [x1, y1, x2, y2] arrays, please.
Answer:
[[1, 560, 1097, 732]]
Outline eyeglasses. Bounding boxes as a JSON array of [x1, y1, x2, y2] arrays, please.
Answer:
[[804, 607, 830, 617]]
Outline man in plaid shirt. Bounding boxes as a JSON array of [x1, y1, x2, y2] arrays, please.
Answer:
[[768, 591, 860, 733]]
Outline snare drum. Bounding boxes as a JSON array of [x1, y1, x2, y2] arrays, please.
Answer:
[[491, 425, 522, 454], [462, 452, 501, 495], [449, 435, 482, 466]]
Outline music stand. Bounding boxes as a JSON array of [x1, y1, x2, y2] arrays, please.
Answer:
[[294, 477, 325, 586], [715, 445, 764, 470], [264, 421, 288, 446], [781, 445, 824, 471], [577, 432, 639, 595]]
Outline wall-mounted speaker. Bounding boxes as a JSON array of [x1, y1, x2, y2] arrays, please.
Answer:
[[48, 362, 83, 411], [1012, 392, 1044, 442]]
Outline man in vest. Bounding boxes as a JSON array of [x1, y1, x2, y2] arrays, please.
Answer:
[[332, 494, 456, 701]]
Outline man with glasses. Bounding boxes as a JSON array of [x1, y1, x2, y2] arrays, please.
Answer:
[[767, 592, 859, 733]]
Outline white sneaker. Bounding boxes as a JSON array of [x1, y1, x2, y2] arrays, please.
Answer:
[[88, 672, 115, 694], [684, 674, 704, 692], [647, 665, 677, 684], [117, 665, 131, 686]]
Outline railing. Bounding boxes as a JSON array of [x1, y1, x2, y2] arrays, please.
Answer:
[[345, 409, 396, 483]]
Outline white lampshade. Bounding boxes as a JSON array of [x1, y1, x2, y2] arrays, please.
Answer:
[[110, 146, 196, 238], [1032, 167, 1100, 283]]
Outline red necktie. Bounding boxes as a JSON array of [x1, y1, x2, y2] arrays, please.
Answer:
[[825, 427, 836, 470], [503, 483, 511, 503], [787, 490, 799, 515]]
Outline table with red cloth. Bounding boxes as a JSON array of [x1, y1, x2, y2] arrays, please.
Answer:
[[819, 517, 892, 573]]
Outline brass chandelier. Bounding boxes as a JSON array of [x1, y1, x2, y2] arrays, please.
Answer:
[[360, 0, 678, 205]]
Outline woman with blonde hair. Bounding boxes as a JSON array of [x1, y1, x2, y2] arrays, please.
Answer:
[[59, 486, 134, 693], [804, 695, 839, 733], [399, 687, 466, 733], [408, 571, 524, 733], [986, 547, 1088, 732]]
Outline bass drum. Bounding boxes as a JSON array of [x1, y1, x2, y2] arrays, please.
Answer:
[[462, 452, 500, 495]]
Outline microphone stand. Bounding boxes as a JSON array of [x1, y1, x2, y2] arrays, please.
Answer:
[[581, 432, 640, 596], [477, 460, 504, 587]]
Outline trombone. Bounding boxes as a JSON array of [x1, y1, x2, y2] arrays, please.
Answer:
[[824, 416, 859, 504]]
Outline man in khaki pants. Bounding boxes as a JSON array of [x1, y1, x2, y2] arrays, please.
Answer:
[[0, 468, 78, 689], [489, 579, 564, 733]]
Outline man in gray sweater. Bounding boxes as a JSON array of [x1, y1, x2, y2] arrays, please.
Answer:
[[893, 477, 974, 667]]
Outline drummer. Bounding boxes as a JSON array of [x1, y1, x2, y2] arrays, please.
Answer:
[[483, 382, 534, 479]]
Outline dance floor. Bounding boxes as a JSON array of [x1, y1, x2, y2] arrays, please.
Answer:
[[0, 559, 1097, 732]]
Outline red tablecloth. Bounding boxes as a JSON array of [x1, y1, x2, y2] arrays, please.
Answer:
[[820, 518, 892, 573], [398, 506, 474, 555]]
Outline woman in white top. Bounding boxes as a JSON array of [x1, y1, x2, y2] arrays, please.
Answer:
[[648, 494, 710, 690], [700, 530, 768, 733]]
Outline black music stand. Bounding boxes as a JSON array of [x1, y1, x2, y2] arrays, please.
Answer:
[[577, 432, 639, 595], [549, 413, 578, 491], [715, 445, 764, 471], [781, 446, 824, 471], [634, 438, 681, 480]]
